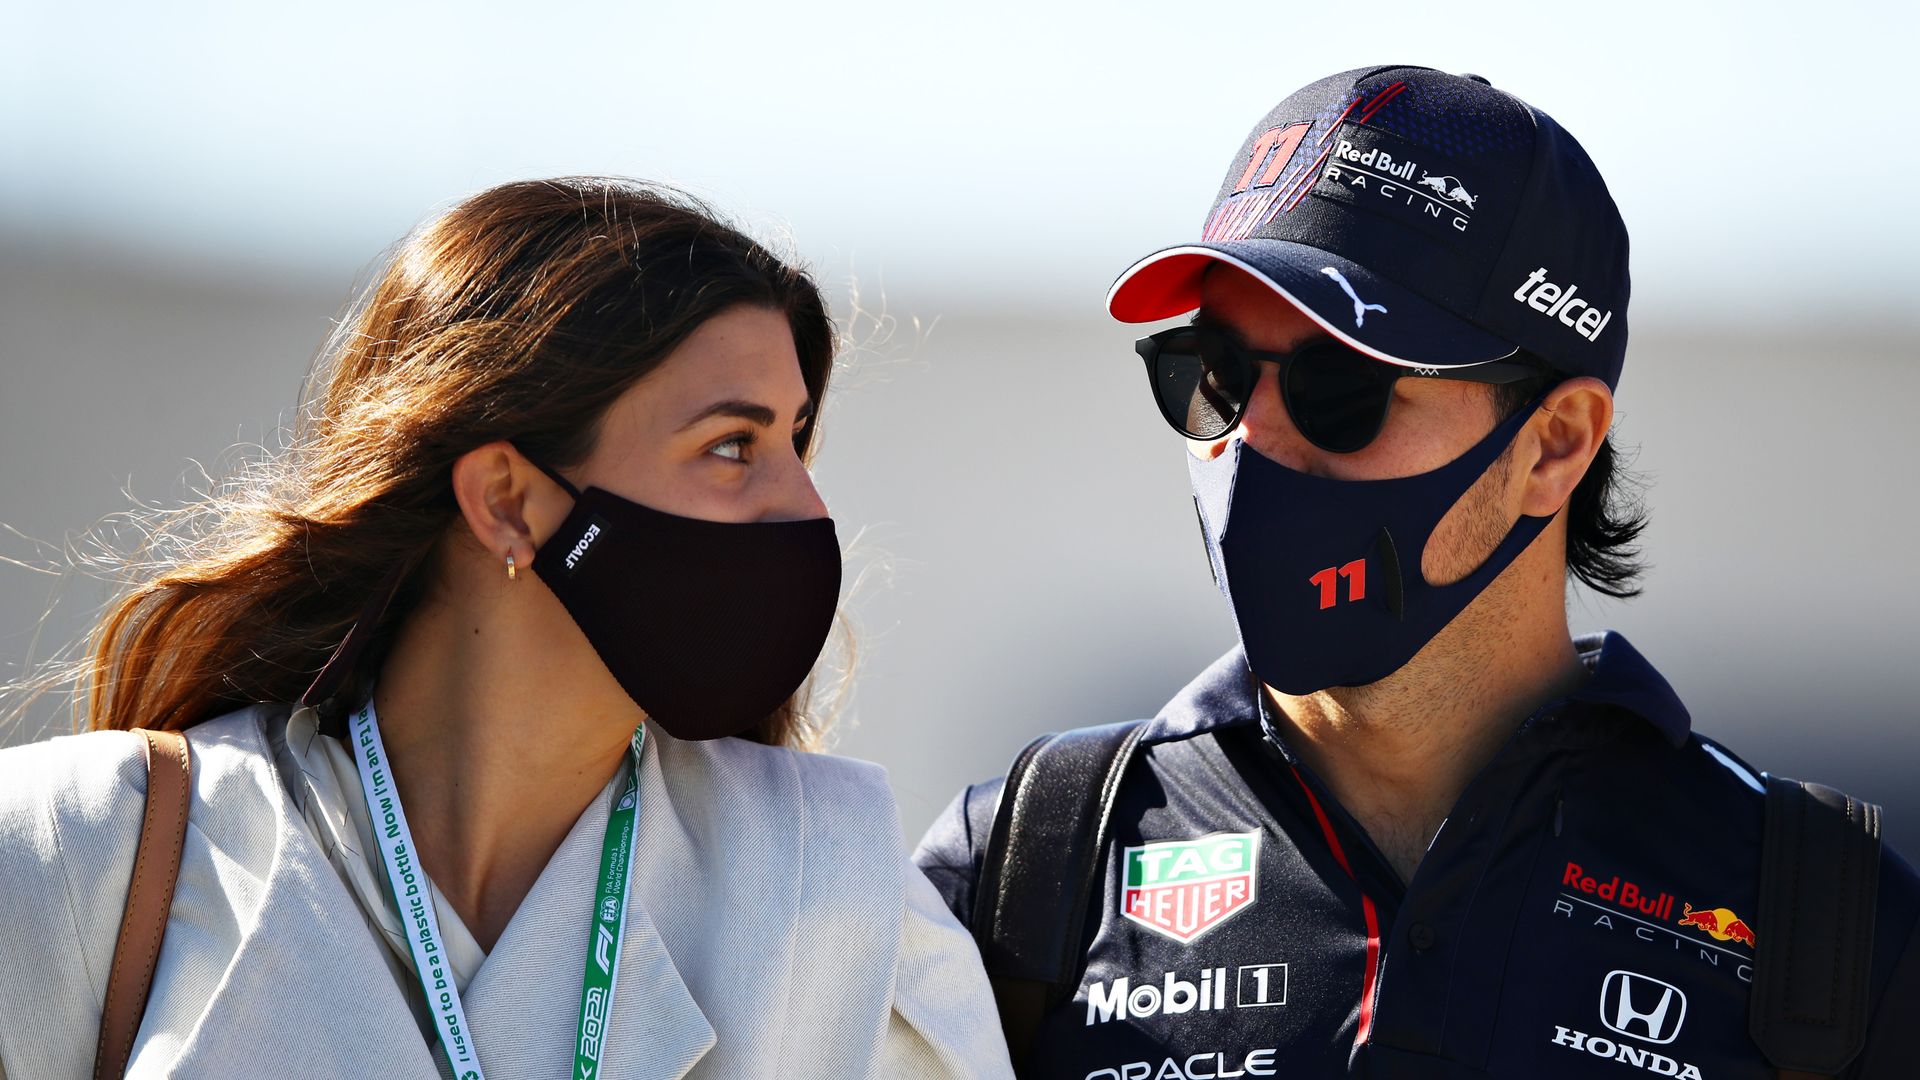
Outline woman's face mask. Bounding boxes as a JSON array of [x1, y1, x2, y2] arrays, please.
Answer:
[[528, 457, 842, 741]]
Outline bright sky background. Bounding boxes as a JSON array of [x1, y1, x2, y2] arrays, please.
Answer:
[[4, 0, 1915, 324]]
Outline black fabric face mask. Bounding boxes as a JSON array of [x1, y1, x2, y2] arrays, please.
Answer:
[[526, 458, 842, 741], [1188, 397, 1552, 696]]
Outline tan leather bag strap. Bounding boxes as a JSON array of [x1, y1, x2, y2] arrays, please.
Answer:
[[92, 728, 191, 1080]]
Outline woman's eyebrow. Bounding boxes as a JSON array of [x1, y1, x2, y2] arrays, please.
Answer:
[[677, 398, 815, 431]]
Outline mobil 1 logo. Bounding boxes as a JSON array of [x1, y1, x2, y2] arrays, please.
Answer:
[[1086, 963, 1290, 1025]]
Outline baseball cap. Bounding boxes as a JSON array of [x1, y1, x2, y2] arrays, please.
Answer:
[[1107, 65, 1632, 389]]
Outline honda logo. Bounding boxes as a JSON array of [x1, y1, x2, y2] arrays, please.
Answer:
[[1599, 970, 1687, 1045]]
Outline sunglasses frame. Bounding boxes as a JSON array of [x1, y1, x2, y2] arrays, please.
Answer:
[[1134, 324, 1553, 453]]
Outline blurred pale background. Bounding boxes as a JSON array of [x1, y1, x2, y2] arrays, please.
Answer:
[[4, 1, 1916, 858]]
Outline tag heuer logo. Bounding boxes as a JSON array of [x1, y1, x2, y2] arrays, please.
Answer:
[[1121, 831, 1260, 944]]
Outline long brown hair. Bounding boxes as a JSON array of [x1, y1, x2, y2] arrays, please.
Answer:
[[73, 177, 839, 747]]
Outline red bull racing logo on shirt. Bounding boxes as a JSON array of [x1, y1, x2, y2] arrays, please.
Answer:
[[1563, 861, 1677, 920], [1121, 831, 1260, 944], [1678, 902, 1757, 948]]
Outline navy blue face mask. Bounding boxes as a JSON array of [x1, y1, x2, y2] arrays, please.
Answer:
[[1188, 397, 1552, 696]]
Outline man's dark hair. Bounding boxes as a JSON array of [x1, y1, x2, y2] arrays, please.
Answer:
[[1491, 357, 1649, 598]]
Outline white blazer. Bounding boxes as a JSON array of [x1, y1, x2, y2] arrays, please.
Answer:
[[0, 705, 1014, 1079]]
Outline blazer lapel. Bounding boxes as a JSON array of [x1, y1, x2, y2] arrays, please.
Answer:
[[162, 758, 441, 1077], [462, 750, 715, 1080], [624, 731, 812, 1078]]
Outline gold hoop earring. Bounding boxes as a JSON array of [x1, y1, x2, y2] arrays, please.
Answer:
[[506, 553, 517, 581]]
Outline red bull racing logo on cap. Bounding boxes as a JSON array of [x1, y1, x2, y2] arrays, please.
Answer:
[[1121, 831, 1260, 944], [1201, 81, 1410, 243], [1678, 902, 1757, 948]]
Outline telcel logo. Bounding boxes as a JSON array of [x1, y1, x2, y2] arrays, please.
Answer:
[[1513, 267, 1614, 342], [564, 523, 602, 570]]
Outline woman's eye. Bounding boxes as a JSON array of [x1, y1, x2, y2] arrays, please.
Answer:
[[710, 433, 752, 461]]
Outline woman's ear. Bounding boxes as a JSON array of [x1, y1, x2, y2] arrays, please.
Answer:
[[1522, 377, 1613, 518], [449, 442, 551, 568]]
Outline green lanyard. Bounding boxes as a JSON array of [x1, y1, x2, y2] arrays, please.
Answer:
[[574, 726, 645, 1078], [350, 701, 646, 1080]]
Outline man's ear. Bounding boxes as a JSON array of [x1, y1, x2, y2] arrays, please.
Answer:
[[449, 441, 552, 568], [1522, 377, 1612, 518]]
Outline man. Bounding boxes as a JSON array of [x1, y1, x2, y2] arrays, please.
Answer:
[[916, 65, 1918, 1078]]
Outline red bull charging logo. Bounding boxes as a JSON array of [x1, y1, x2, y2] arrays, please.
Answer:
[[1677, 902, 1757, 948]]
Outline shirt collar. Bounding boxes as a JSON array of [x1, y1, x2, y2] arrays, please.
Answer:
[[1139, 646, 1263, 744], [1140, 629, 1692, 748], [1562, 630, 1692, 745]]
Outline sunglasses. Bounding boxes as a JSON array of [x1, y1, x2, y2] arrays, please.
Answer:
[[1135, 324, 1551, 454]]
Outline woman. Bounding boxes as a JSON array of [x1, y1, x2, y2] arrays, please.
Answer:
[[0, 178, 1013, 1079]]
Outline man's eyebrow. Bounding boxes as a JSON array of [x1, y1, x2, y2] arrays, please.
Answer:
[[1188, 313, 1247, 347], [1189, 312, 1327, 352], [676, 398, 815, 432]]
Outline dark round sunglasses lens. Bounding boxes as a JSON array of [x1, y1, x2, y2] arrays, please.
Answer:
[[1154, 332, 1246, 439], [1287, 344, 1396, 453]]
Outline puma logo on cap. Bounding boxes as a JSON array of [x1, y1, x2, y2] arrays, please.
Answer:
[[1322, 267, 1388, 328]]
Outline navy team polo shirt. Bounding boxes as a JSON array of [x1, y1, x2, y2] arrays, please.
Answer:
[[915, 632, 1920, 1079]]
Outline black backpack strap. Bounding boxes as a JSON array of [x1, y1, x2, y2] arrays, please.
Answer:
[[972, 720, 1149, 1072], [1750, 775, 1882, 1078]]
